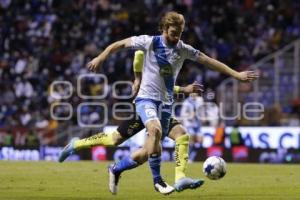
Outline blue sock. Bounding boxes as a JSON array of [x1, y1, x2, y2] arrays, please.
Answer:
[[112, 156, 138, 174], [148, 154, 162, 184]]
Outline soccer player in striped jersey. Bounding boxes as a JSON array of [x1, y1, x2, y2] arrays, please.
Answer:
[[59, 50, 204, 194], [78, 11, 258, 194]]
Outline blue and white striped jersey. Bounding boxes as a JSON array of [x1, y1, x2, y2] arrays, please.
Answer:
[[131, 35, 200, 104]]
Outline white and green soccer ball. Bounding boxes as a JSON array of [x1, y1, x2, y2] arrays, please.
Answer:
[[203, 156, 227, 180]]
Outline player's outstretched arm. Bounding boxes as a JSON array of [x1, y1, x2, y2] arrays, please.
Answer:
[[87, 38, 132, 72], [197, 52, 259, 82]]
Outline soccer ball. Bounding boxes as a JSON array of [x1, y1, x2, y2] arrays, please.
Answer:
[[203, 156, 226, 180]]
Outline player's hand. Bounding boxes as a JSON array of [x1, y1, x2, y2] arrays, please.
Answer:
[[182, 81, 204, 95], [236, 71, 259, 82], [87, 56, 103, 72], [132, 79, 141, 97]]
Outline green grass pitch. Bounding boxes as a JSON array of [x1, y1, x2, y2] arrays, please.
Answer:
[[1, 161, 300, 200]]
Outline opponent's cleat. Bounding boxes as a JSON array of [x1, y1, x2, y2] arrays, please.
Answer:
[[108, 164, 121, 195], [174, 177, 204, 192], [58, 137, 79, 162], [154, 179, 175, 195]]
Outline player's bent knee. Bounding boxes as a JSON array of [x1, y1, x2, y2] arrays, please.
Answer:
[[169, 125, 188, 140]]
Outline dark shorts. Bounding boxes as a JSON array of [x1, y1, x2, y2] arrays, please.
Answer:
[[117, 113, 181, 139]]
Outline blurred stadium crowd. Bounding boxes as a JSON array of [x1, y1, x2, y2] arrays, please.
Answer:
[[0, 0, 300, 146]]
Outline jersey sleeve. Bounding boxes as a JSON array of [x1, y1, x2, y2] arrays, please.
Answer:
[[182, 43, 201, 61], [133, 50, 144, 72], [130, 35, 153, 51]]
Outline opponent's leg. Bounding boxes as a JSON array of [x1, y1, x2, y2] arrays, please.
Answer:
[[59, 115, 145, 163], [174, 134, 189, 181], [58, 131, 123, 162], [168, 123, 204, 192], [74, 132, 116, 150]]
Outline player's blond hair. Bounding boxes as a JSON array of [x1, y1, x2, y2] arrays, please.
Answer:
[[159, 11, 185, 33]]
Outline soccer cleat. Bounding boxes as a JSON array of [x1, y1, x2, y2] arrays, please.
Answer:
[[174, 177, 204, 192], [108, 164, 121, 195], [58, 137, 79, 162], [154, 179, 175, 195]]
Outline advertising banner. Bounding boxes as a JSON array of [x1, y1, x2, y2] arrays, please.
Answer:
[[104, 126, 300, 149]]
